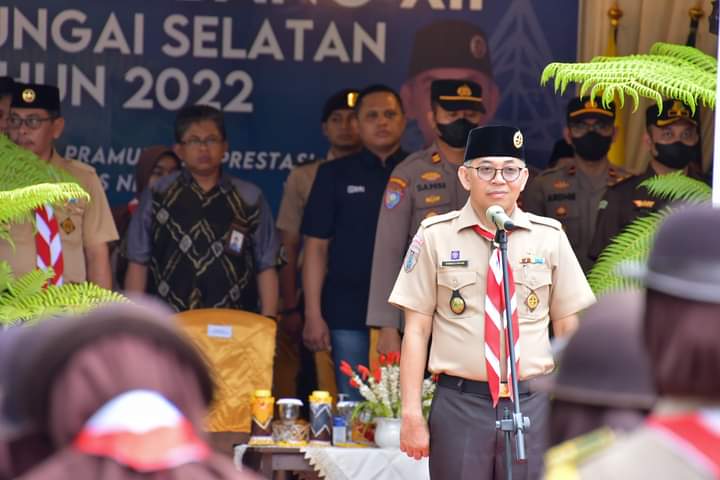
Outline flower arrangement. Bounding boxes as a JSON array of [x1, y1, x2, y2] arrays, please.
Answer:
[[339, 352, 436, 420]]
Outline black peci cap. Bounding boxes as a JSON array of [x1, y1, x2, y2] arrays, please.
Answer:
[[12, 83, 61, 112], [464, 125, 525, 162]]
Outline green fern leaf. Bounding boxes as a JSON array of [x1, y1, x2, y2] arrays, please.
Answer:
[[639, 171, 711, 203]]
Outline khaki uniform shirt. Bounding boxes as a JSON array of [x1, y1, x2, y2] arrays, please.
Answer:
[[276, 153, 337, 234], [367, 143, 468, 329], [578, 400, 719, 480], [522, 157, 629, 272], [389, 201, 595, 381], [0, 151, 118, 283]]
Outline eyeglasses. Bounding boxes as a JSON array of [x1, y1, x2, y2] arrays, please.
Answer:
[[8, 115, 57, 130], [180, 137, 223, 148], [569, 121, 613, 136], [466, 165, 524, 182]]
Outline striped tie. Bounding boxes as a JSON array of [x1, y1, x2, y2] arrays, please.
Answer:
[[35, 205, 64, 286], [473, 225, 520, 407]]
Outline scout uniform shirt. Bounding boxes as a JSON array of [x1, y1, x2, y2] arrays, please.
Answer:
[[367, 143, 468, 329], [389, 201, 595, 381], [522, 157, 629, 272], [0, 151, 118, 283]]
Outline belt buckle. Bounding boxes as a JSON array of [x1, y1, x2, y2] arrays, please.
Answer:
[[499, 383, 511, 398]]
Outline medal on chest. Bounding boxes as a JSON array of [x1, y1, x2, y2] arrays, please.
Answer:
[[449, 289, 466, 315]]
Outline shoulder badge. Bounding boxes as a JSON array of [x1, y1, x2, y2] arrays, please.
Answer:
[[421, 210, 460, 228], [403, 232, 424, 272], [384, 176, 407, 209], [525, 212, 562, 231]]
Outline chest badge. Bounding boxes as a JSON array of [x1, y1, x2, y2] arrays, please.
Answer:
[[526, 290, 540, 312], [60, 218, 76, 235], [450, 289, 466, 315], [553, 179, 570, 190]]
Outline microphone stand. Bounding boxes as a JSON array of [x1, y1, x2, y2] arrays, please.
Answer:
[[494, 228, 530, 480]]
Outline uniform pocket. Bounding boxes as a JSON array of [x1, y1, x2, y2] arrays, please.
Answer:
[[514, 265, 552, 321], [437, 270, 479, 319]]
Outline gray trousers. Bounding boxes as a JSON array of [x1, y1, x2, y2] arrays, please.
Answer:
[[428, 383, 549, 480]]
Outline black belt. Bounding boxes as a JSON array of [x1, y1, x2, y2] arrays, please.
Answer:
[[438, 374, 531, 396]]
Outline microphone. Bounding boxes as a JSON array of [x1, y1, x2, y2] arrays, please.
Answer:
[[485, 205, 516, 231]]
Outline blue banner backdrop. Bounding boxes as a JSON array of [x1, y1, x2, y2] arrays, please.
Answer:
[[0, 0, 578, 211]]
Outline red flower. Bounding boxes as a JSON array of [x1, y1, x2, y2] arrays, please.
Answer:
[[349, 378, 359, 388], [379, 354, 387, 366], [340, 360, 354, 378], [357, 365, 370, 381], [388, 352, 401, 364], [373, 366, 382, 383]]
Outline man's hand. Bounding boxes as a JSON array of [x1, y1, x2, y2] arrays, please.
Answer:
[[400, 413, 430, 460], [279, 311, 303, 339], [303, 312, 331, 352], [377, 327, 402, 354]]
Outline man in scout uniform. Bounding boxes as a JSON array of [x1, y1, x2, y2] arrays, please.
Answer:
[[400, 20, 500, 151], [1, 83, 117, 288], [523, 96, 628, 272], [579, 206, 720, 479], [0, 77, 15, 134], [274, 88, 360, 401], [367, 79, 482, 354], [589, 99, 706, 260], [391, 125, 595, 479]]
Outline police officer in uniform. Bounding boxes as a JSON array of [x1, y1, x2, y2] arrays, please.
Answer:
[[523, 97, 629, 272], [367, 79, 483, 354], [578, 206, 720, 479], [391, 125, 595, 479], [1, 83, 117, 288], [589, 99, 706, 260]]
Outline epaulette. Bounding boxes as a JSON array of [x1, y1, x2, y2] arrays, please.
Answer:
[[607, 166, 631, 186], [544, 428, 616, 479], [420, 210, 459, 228], [526, 212, 562, 231]]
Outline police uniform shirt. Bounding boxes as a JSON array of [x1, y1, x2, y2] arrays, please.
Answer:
[[389, 201, 595, 381], [522, 158, 628, 272], [0, 151, 119, 283], [301, 147, 407, 330], [126, 170, 278, 311], [276, 153, 338, 235], [588, 168, 709, 261], [367, 143, 468, 329]]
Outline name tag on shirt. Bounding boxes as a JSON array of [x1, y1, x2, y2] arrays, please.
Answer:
[[347, 185, 365, 194], [207, 325, 233, 338]]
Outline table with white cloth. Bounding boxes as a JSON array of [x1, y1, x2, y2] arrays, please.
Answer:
[[235, 444, 430, 480]]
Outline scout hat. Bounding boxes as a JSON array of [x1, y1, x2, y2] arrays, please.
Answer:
[[321, 88, 359, 122], [622, 206, 720, 304], [464, 125, 525, 162], [566, 96, 615, 123], [407, 20, 493, 78], [645, 99, 699, 128], [431, 79, 485, 113], [11, 83, 61, 112], [0, 77, 14, 97], [532, 291, 656, 409]]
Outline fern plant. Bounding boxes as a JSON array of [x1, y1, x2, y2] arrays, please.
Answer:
[[588, 172, 711, 295], [0, 134, 126, 324], [540, 42, 716, 113]]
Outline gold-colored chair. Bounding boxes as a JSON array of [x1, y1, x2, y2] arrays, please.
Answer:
[[175, 308, 276, 455]]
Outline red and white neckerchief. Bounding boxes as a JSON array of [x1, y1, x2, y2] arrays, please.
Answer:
[[472, 225, 520, 407], [35, 205, 64, 286], [647, 410, 720, 477], [73, 389, 210, 472]]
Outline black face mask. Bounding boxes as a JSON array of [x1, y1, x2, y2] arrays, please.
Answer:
[[437, 118, 478, 148], [653, 141, 700, 170], [571, 132, 612, 162]]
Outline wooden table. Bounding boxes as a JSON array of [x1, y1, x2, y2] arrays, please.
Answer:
[[240, 446, 321, 480]]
